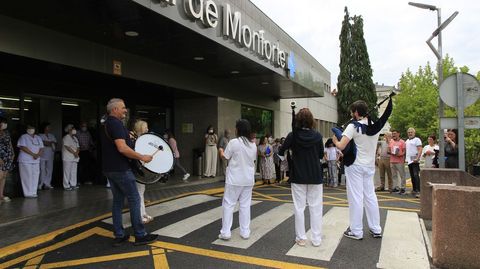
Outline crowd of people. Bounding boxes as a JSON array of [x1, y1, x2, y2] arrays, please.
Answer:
[[0, 97, 462, 248], [374, 128, 458, 198]]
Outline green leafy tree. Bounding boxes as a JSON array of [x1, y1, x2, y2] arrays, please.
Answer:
[[390, 55, 480, 171], [389, 64, 438, 140], [337, 7, 377, 125]]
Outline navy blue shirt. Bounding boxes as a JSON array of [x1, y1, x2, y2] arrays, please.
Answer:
[[101, 116, 133, 172]]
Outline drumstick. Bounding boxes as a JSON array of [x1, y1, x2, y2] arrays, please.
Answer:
[[151, 145, 164, 157]]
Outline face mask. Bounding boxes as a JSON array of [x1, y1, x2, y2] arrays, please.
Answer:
[[209, 130, 214, 134], [71, 130, 77, 135], [0, 123, 7, 130], [81, 127, 87, 132], [27, 129, 35, 135], [268, 138, 274, 144]]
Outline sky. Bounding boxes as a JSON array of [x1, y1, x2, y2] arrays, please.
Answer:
[[250, 0, 479, 90]]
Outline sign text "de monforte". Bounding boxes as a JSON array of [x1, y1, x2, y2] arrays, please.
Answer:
[[158, 0, 288, 70]]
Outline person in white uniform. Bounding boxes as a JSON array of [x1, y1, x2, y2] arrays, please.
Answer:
[[62, 124, 80, 190], [333, 100, 383, 240], [39, 122, 57, 190], [17, 125, 44, 198], [218, 119, 257, 240]]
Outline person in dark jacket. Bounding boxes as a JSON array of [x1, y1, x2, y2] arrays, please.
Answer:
[[279, 108, 324, 247]]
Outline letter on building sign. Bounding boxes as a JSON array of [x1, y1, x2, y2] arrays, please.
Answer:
[[203, 0, 218, 28], [242, 25, 252, 48], [184, 0, 202, 20], [222, 4, 242, 43]]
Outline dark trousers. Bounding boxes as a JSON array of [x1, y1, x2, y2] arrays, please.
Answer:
[[78, 150, 95, 184], [274, 163, 281, 182], [408, 162, 421, 192]]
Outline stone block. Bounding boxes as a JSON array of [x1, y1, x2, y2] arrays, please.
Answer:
[[420, 168, 480, 219], [432, 185, 480, 269]]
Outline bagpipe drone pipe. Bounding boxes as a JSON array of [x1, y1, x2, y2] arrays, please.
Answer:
[[331, 91, 395, 167]]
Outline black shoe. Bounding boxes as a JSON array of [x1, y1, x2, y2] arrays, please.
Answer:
[[399, 188, 406, 195], [112, 234, 130, 247], [391, 187, 400, 193], [375, 187, 385, 192], [343, 227, 363, 240], [134, 233, 159, 246], [369, 230, 382, 238]]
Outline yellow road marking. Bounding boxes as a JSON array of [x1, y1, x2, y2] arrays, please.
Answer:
[[252, 191, 284, 202], [38, 251, 150, 269], [153, 253, 170, 269], [152, 249, 166, 255], [323, 195, 348, 202], [25, 254, 44, 266], [150, 241, 324, 269]]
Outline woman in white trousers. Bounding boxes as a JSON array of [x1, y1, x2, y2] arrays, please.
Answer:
[[39, 122, 57, 189], [130, 120, 153, 223], [62, 124, 80, 190], [278, 108, 325, 247], [17, 125, 44, 198], [218, 119, 257, 240]]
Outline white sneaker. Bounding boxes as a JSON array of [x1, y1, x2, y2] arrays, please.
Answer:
[[218, 234, 231, 241], [3, 196, 11, 202], [295, 239, 306, 247], [183, 173, 190, 181]]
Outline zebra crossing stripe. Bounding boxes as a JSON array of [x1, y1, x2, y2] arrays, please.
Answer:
[[154, 201, 262, 238], [376, 210, 430, 269], [286, 207, 349, 261], [102, 194, 218, 227], [213, 203, 294, 249]]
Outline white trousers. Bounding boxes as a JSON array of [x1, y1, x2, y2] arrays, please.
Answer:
[[345, 164, 382, 237], [40, 159, 54, 187], [291, 183, 324, 245], [63, 161, 78, 189], [136, 182, 147, 217], [204, 146, 218, 177], [220, 183, 253, 238], [19, 163, 40, 197]]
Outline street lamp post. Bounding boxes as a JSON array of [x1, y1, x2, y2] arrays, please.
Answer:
[[408, 2, 458, 168]]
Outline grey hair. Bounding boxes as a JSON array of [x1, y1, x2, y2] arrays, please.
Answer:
[[64, 124, 74, 133], [106, 98, 124, 114]]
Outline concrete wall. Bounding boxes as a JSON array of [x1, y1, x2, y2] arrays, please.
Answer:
[[174, 96, 218, 174], [278, 93, 338, 139]]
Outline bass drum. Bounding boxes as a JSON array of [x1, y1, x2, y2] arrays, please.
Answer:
[[134, 133, 174, 184]]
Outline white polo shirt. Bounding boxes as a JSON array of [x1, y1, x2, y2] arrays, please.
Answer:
[[343, 118, 380, 167], [224, 138, 257, 186], [17, 134, 44, 164]]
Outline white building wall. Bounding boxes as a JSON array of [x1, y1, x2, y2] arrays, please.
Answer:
[[277, 93, 338, 139]]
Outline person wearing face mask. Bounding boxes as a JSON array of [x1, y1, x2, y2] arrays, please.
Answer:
[[17, 125, 44, 198], [77, 121, 95, 185], [0, 117, 15, 204], [62, 124, 80, 190], [203, 125, 218, 178], [38, 122, 57, 190]]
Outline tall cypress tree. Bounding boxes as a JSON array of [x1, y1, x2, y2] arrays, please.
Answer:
[[337, 8, 378, 125]]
